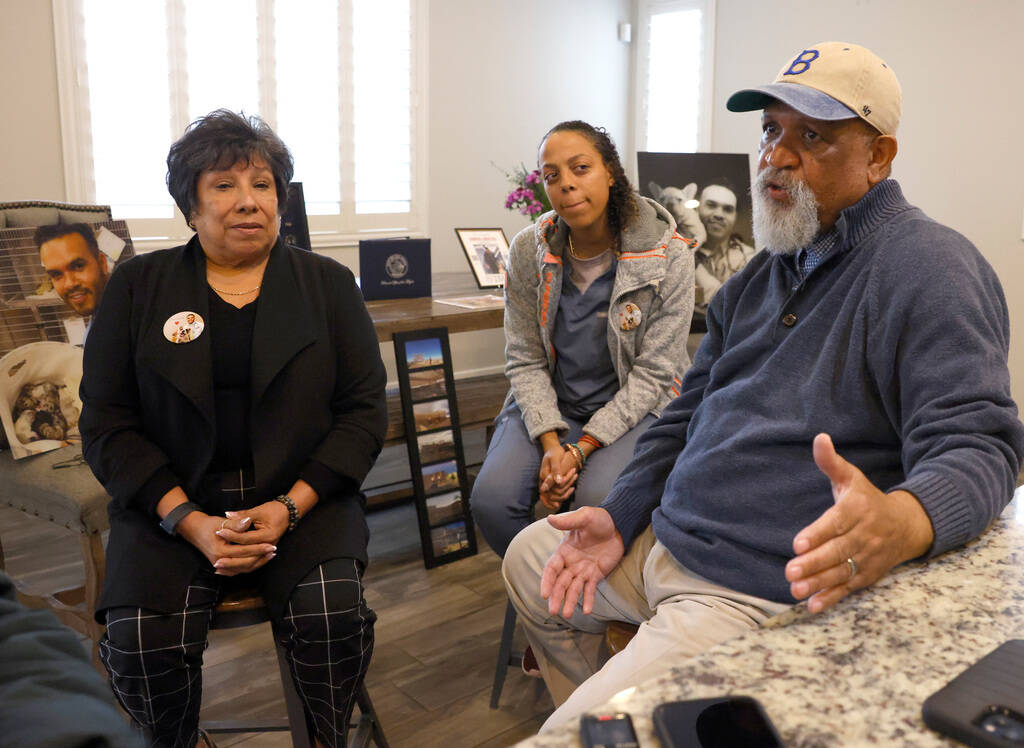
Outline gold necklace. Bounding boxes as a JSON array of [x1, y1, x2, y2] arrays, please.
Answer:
[[568, 233, 616, 260], [568, 234, 582, 260], [208, 282, 261, 296]]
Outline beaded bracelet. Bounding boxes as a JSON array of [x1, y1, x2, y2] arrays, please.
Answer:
[[564, 442, 586, 470], [274, 494, 299, 532]]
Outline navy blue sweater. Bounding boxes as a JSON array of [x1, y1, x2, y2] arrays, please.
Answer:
[[602, 180, 1023, 603]]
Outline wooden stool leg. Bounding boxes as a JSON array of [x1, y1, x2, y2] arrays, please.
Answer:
[[275, 639, 314, 748], [490, 599, 522, 708], [351, 683, 389, 748], [82, 532, 106, 674]]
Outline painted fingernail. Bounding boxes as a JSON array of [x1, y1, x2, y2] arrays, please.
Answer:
[[268, 545, 277, 552], [213, 561, 224, 568], [265, 552, 276, 560], [215, 530, 225, 537], [225, 511, 237, 517], [239, 517, 251, 526]]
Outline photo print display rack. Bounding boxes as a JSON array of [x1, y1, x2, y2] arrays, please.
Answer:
[[393, 327, 477, 568]]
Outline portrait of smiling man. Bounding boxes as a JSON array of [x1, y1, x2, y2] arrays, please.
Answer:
[[35, 223, 111, 318], [694, 179, 755, 311], [502, 41, 1023, 731]]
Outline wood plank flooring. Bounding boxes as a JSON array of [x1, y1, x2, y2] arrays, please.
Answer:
[[0, 491, 553, 747]]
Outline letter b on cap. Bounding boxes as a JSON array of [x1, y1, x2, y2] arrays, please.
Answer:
[[784, 49, 819, 76]]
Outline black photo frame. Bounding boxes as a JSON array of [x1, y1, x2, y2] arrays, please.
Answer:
[[393, 328, 477, 567], [281, 182, 312, 251], [454, 228, 510, 289]]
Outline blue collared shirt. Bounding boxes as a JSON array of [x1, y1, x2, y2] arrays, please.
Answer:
[[793, 229, 840, 288]]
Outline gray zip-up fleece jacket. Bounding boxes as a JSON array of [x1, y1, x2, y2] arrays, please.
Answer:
[[504, 196, 695, 445]]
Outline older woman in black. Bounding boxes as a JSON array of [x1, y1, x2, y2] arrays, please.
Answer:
[[80, 110, 387, 748]]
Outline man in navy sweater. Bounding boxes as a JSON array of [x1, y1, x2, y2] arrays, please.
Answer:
[[504, 41, 1024, 729]]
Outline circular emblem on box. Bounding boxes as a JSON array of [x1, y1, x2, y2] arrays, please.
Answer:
[[385, 254, 409, 279]]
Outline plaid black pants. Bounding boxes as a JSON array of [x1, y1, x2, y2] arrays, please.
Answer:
[[100, 557, 374, 748]]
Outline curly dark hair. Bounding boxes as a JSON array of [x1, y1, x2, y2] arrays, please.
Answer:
[[166, 109, 294, 225], [539, 120, 637, 237]]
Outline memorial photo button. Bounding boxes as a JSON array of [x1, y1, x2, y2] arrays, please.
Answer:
[[782, 313, 797, 327]]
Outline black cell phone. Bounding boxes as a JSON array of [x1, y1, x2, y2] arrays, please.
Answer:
[[579, 712, 639, 748], [652, 695, 784, 748], [922, 639, 1024, 746]]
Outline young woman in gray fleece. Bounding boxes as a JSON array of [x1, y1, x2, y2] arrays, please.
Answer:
[[471, 121, 696, 557]]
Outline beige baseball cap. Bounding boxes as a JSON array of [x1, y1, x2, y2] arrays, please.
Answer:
[[727, 42, 902, 135]]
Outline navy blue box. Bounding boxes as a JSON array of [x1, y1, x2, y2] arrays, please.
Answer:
[[358, 238, 431, 301]]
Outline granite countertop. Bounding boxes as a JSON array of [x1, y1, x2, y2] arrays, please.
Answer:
[[518, 496, 1024, 747]]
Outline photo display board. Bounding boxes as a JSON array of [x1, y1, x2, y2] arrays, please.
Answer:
[[0, 220, 135, 457], [393, 328, 477, 567]]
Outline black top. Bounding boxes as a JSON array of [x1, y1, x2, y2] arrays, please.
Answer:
[[207, 288, 257, 472]]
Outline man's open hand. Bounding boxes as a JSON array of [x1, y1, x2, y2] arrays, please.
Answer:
[[785, 433, 934, 613], [540, 507, 625, 618]]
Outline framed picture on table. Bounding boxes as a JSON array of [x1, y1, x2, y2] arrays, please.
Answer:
[[455, 228, 510, 289], [393, 327, 477, 567]]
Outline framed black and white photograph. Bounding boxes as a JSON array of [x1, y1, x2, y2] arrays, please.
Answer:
[[638, 153, 754, 319], [394, 327, 477, 567], [455, 228, 510, 289], [281, 182, 311, 251]]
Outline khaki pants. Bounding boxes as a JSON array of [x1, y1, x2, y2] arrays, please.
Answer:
[[502, 520, 790, 731]]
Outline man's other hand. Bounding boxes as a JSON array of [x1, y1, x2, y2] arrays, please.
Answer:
[[540, 507, 625, 619], [786, 433, 934, 613]]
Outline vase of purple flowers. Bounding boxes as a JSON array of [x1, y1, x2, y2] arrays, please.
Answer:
[[496, 162, 552, 222]]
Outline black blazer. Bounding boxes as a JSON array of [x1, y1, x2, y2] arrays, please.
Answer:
[[80, 237, 387, 620]]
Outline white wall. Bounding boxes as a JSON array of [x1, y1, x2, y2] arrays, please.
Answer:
[[422, 0, 633, 379], [427, 0, 633, 271], [0, 1, 64, 200], [709, 0, 1024, 403]]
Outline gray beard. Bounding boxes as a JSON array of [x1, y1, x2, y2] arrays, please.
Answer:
[[751, 168, 820, 255]]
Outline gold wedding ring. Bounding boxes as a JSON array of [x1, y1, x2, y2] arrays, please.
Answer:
[[847, 557, 858, 580]]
